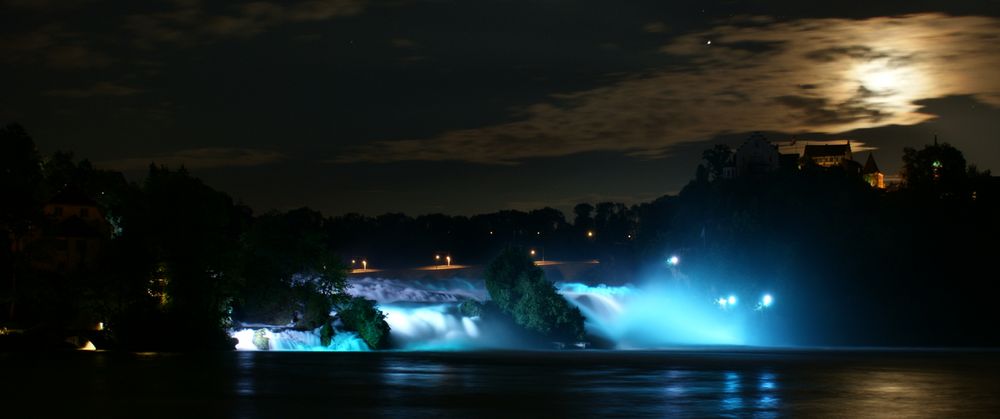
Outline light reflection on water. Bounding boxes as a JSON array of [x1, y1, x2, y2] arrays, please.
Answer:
[[235, 352, 256, 397], [4, 350, 1000, 417]]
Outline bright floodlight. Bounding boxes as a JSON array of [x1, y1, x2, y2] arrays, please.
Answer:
[[717, 297, 728, 307], [667, 255, 680, 266], [762, 294, 773, 307], [727, 295, 737, 305]]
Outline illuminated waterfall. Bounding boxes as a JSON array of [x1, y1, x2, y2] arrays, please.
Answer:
[[557, 282, 747, 347], [381, 303, 482, 350], [232, 328, 370, 351], [231, 276, 757, 351]]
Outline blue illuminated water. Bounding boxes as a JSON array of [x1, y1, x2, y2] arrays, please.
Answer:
[[232, 277, 777, 351]]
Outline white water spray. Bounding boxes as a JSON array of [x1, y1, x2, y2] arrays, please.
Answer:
[[231, 276, 766, 351]]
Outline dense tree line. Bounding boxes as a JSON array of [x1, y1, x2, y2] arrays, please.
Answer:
[[0, 124, 388, 350], [3, 121, 998, 347]]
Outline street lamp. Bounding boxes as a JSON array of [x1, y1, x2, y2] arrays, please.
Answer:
[[586, 230, 594, 238], [716, 295, 737, 308], [362, 260, 368, 271], [530, 249, 536, 256], [445, 255, 451, 266], [667, 255, 680, 266]]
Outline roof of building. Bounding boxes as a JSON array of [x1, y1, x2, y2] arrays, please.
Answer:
[[739, 132, 772, 147], [48, 187, 97, 206], [803, 143, 851, 158], [862, 153, 881, 174]]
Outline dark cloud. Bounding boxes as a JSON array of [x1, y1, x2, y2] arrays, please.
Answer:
[[721, 39, 786, 55], [643, 22, 668, 33], [124, 0, 366, 47], [0, 24, 112, 69], [775, 86, 891, 126], [99, 147, 286, 171], [1, 0, 100, 11], [45, 81, 143, 98], [805, 45, 893, 62]]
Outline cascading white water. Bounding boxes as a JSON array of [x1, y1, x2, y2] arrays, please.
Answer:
[[232, 328, 370, 351], [346, 277, 490, 350], [231, 277, 489, 351], [347, 277, 487, 303], [557, 282, 748, 347], [231, 276, 759, 351], [381, 303, 482, 350]]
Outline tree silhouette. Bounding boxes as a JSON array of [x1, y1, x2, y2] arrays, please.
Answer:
[[0, 123, 43, 320], [902, 141, 969, 195], [702, 144, 733, 181]]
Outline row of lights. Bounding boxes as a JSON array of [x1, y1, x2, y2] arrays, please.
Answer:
[[434, 254, 452, 266], [350, 259, 368, 271], [665, 254, 774, 311], [488, 230, 599, 238], [716, 293, 774, 310]]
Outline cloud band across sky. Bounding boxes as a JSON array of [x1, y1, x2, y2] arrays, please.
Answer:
[[333, 13, 1000, 165]]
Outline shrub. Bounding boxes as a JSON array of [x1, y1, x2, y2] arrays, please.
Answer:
[[319, 322, 334, 347], [458, 300, 482, 317], [252, 329, 270, 350], [484, 247, 586, 342], [336, 297, 390, 349]]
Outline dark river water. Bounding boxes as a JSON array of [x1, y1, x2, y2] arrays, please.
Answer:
[[3, 349, 999, 418]]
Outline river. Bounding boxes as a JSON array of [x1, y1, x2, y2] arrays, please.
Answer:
[[3, 349, 999, 418]]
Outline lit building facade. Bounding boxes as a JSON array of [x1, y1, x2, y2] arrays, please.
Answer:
[[862, 153, 885, 189]]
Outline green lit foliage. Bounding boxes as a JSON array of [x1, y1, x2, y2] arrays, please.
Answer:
[[319, 322, 335, 347], [484, 247, 585, 341], [336, 297, 390, 349], [484, 247, 537, 311], [458, 299, 482, 317], [296, 283, 333, 330], [253, 329, 270, 351]]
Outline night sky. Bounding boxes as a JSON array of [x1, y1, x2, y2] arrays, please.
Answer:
[[3, 0, 999, 215]]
